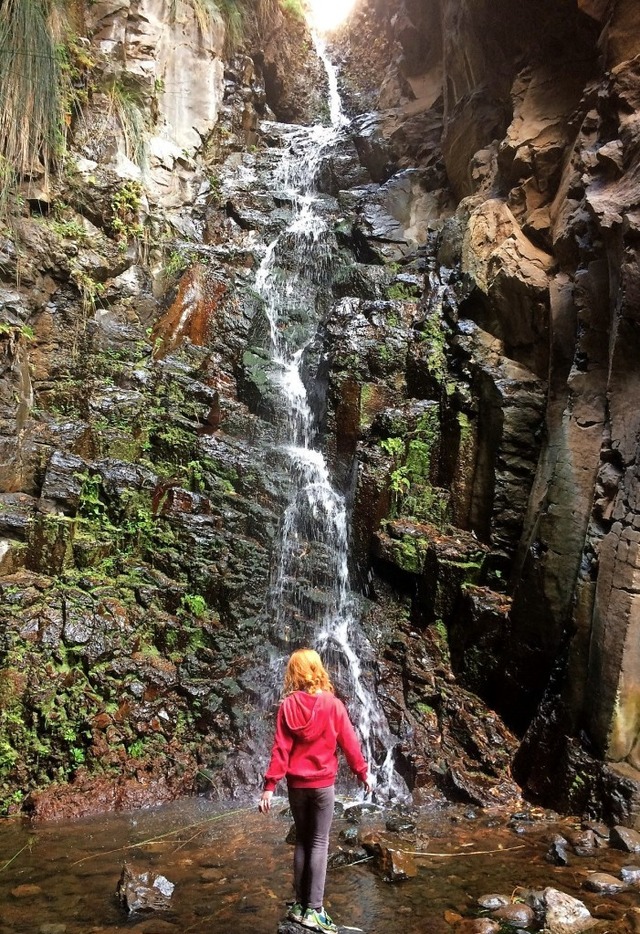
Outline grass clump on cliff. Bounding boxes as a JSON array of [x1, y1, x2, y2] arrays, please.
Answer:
[[177, 0, 305, 53], [0, 0, 63, 209]]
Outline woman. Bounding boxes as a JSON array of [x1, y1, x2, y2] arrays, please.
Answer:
[[259, 648, 371, 933]]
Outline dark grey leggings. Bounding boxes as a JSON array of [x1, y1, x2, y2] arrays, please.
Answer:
[[288, 785, 335, 909]]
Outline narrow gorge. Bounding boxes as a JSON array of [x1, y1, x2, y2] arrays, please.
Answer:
[[0, 0, 639, 839]]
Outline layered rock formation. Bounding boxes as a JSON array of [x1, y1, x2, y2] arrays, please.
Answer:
[[330, 0, 640, 823]]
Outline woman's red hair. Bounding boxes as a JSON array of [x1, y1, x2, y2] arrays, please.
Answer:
[[284, 648, 334, 695]]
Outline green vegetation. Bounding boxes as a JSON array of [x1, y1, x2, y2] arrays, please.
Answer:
[[379, 437, 404, 458], [56, 33, 95, 118], [387, 282, 419, 301], [279, 0, 305, 18], [379, 408, 452, 529], [167, 0, 306, 54], [0, 0, 63, 208], [111, 180, 144, 245], [0, 322, 34, 342], [69, 262, 105, 313], [163, 249, 196, 282], [104, 75, 148, 169], [50, 215, 89, 243], [180, 593, 207, 618], [420, 313, 448, 386]]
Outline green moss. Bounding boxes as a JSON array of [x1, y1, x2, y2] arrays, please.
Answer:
[[180, 593, 207, 618], [389, 534, 428, 574], [415, 702, 435, 717], [457, 411, 471, 441], [420, 313, 448, 385], [386, 282, 419, 301]]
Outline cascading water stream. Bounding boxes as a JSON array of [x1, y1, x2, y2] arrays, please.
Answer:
[[256, 35, 403, 796]]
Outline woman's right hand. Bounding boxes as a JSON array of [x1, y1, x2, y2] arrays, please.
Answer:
[[258, 790, 273, 813]]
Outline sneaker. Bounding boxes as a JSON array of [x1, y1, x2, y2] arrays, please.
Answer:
[[301, 907, 337, 932], [287, 901, 305, 923]]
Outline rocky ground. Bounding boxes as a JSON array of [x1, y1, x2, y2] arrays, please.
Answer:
[[4, 798, 640, 933]]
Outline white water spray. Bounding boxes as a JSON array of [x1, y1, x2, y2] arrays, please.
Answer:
[[256, 40, 403, 796]]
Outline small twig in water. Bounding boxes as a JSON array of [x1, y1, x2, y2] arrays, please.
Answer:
[[0, 840, 32, 873], [400, 844, 526, 858], [333, 855, 375, 870]]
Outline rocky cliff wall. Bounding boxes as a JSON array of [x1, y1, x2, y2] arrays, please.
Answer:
[[330, 0, 640, 823]]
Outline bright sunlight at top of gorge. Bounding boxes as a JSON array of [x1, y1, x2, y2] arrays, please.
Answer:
[[305, 0, 357, 31]]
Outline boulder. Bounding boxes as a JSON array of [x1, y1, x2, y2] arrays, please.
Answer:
[[611, 827, 640, 854], [360, 832, 418, 882], [542, 888, 597, 934], [116, 864, 175, 913], [582, 873, 627, 894], [547, 835, 571, 866], [491, 904, 536, 928]]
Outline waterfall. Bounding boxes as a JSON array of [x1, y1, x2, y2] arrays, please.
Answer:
[[256, 38, 403, 797]]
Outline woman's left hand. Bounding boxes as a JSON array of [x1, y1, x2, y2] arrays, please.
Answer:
[[259, 790, 273, 813]]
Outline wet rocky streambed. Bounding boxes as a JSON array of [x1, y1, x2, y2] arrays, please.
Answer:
[[2, 797, 640, 934]]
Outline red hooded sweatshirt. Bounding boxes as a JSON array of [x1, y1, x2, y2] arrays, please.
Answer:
[[263, 691, 368, 791]]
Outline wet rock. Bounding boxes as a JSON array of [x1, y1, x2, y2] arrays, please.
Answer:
[[456, 921, 500, 934], [620, 866, 640, 884], [448, 583, 510, 710], [566, 829, 597, 856], [39, 451, 87, 512], [582, 873, 627, 894], [11, 883, 43, 898], [547, 835, 571, 866], [492, 904, 536, 928], [338, 826, 360, 845], [611, 827, 640, 853], [0, 493, 38, 535], [542, 888, 597, 934], [351, 113, 397, 183], [477, 894, 510, 910], [583, 821, 610, 841], [385, 815, 417, 834], [116, 864, 175, 914], [327, 846, 369, 868], [521, 889, 546, 921], [357, 169, 451, 257], [361, 832, 418, 882], [343, 802, 382, 824]]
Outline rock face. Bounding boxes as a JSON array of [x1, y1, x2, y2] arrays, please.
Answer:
[[0, 0, 639, 827], [330, 0, 640, 824]]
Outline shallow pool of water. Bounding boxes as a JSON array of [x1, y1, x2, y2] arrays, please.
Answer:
[[1, 797, 639, 933]]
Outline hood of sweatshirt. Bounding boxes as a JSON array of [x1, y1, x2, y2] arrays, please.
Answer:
[[282, 691, 332, 742]]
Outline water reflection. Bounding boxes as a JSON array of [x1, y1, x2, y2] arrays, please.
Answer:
[[1, 798, 638, 933]]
